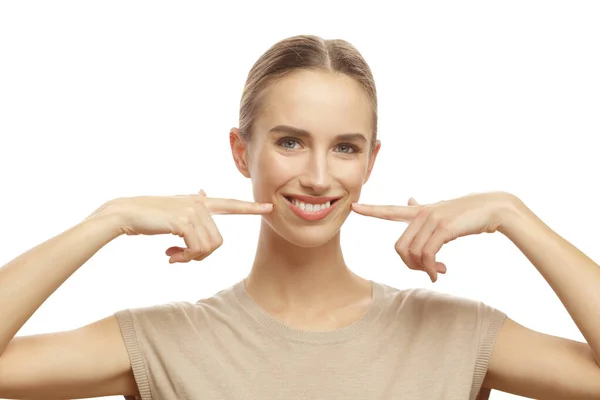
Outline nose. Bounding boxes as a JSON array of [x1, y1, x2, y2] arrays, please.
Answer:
[[298, 151, 332, 194]]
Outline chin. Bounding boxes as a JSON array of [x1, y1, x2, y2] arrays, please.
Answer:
[[274, 223, 343, 248]]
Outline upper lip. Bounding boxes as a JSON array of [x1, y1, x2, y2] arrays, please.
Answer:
[[283, 194, 343, 204]]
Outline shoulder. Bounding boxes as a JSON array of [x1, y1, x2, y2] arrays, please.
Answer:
[[115, 284, 239, 329], [379, 283, 506, 321], [377, 282, 507, 355], [112, 284, 242, 398]]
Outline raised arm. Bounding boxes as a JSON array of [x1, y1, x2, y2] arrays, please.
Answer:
[[484, 195, 600, 398], [0, 193, 272, 399], [352, 192, 600, 398], [0, 211, 138, 399]]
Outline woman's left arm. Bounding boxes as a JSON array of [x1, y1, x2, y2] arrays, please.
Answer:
[[499, 195, 600, 363], [352, 192, 600, 398], [484, 194, 600, 398]]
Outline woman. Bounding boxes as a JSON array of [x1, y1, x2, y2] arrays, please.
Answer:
[[0, 34, 599, 400]]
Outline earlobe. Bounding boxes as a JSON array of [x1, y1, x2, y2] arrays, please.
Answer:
[[363, 140, 381, 184], [229, 128, 251, 178]]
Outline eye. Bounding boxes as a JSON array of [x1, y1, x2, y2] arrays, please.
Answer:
[[277, 137, 302, 150], [335, 143, 359, 154]]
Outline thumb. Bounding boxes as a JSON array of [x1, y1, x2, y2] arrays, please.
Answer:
[[407, 197, 419, 206], [199, 189, 207, 197]]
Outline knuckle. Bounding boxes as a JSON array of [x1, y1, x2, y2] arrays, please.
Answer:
[[399, 248, 410, 259], [184, 205, 198, 217], [177, 215, 192, 227], [213, 234, 224, 248], [188, 244, 202, 256], [195, 198, 209, 212], [394, 241, 404, 255], [403, 257, 418, 270], [418, 206, 432, 218], [173, 223, 189, 238], [429, 212, 442, 224], [182, 249, 194, 262], [437, 219, 451, 231], [197, 243, 212, 255], [408, 246, 419, 257], [193, 253, 208, 261], [422, 251, 435, 262]]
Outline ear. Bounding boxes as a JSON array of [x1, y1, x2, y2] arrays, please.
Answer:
[[363, 140, 381, 184], [229, 128, 251, 178]]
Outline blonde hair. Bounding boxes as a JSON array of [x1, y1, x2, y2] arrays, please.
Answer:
[[238, 35, 378, 149]]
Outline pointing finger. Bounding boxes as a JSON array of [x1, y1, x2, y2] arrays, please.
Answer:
[[351, 203, 420, 222], [203, 197, 273, 215]]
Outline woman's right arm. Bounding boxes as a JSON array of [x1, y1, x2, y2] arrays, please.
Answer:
[[0, 209, 138, 399], [0, 193, 271, 399]]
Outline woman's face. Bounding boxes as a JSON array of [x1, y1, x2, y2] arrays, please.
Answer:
[[231, 69, 380, 247]]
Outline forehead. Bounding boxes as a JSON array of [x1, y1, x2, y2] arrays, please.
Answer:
[[254, 69, 373, 138]]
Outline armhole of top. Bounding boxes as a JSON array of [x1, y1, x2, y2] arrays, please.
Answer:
[[470, 309, 507, 400], [114, 309, 153, 400]]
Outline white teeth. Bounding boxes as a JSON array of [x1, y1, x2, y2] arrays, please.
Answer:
[[291, 199, 333, 212]]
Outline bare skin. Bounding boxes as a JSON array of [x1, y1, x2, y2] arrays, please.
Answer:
[[0, 195, 272, 399], [1, 68, 599, 399], [352, 193, 600, 398], [231, 70, 600, 398], [230, 70, 381, 332]]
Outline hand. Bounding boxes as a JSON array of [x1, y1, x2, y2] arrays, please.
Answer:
[[98, 190, 273, 264], [351, 192, 516, 282]]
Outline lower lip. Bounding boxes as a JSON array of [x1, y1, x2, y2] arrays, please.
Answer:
[[285, 197, 339, 221]]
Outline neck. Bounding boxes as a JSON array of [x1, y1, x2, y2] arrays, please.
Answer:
[[246, 219, 368, 310]]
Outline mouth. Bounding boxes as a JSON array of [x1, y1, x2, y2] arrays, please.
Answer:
[[282, 194, 343, 221]]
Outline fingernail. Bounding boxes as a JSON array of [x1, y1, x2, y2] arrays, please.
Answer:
[[261, 203, 273, 210]]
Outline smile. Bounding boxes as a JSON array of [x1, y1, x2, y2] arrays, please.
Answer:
[[283, 194, 342, 221]]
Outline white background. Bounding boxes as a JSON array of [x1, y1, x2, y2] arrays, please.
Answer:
[[1, 1, 599, 399]]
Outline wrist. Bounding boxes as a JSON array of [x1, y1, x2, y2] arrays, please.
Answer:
[[496, 193, 536, 238], [86, 199, 129, 237]]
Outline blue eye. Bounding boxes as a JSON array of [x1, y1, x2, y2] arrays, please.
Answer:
[[335, 143, 358, 154], [277, 137, 301, 150]]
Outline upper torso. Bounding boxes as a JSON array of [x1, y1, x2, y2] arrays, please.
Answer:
[[115, 280, 506, 400]]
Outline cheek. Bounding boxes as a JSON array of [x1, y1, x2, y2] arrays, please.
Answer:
[[250, 151, 297, 199], [333, 159, 368, 198]]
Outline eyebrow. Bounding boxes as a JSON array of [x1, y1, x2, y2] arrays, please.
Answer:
[[268, 125, 368, 143]]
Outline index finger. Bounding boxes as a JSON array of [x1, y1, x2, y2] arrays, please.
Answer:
[[351, 203, 420, 222], [203, 197, 273, 215]]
